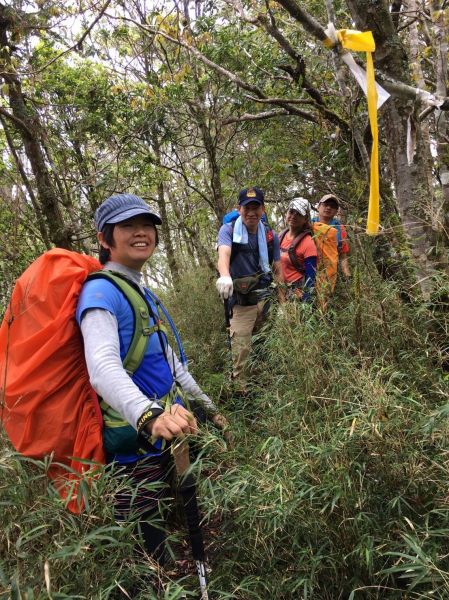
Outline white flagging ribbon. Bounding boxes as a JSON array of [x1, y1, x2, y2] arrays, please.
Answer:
[[340, 53, 390, 109], [325, 23, 390, 110], [406, 117, 416, 166], [416, 89, 446, 108]]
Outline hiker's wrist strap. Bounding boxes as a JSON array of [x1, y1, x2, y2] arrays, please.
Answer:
[[137, 407, 165, 434]]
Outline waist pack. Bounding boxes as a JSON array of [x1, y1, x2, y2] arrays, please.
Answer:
[[233, 274, 267, 306]]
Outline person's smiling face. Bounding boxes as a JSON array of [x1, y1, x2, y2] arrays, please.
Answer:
[[287, 208, 308, 231], [239, 201, 265, 233], [99, 214, 157, 270]]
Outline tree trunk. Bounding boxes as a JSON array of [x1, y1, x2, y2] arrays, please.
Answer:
[[0, 115, 51, 248], [187, 96, 227, 222], [406, 0, 434, 211], [170, 191, 216, 273], [346, 0, 447, 297], [383, 102, 440, 295], [0, 8, 72, 249], [152, 134, 180, 285], [6, 80, 72, 249], [430, 1, 449, 237]]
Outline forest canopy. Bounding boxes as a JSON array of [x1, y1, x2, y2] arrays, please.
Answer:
[[0, 0, 448, 301]]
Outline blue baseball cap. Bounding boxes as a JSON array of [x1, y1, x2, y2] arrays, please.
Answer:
[[238, 187, 265, 206], [95, 194, 162, 231]]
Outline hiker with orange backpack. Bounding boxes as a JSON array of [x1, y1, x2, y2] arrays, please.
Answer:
[[76, 193, 228, 566], [312, 194, 350, 279], [278, 198, 318, 303], [310, 194, 350, 310], [216, 187, 281, 396]]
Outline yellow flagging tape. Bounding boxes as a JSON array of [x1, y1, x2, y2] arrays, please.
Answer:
[[365, 51, 379, 235], [325, 29, 380, 235]]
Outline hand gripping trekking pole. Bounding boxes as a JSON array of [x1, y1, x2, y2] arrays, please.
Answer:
[[173, 439, 209, 600]]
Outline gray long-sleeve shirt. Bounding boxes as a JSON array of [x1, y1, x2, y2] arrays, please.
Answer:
[[79, 261, 217, 430]]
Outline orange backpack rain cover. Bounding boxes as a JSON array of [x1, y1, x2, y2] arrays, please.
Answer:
[[312, 222, 339, 311], [0, 248, 106, 512]]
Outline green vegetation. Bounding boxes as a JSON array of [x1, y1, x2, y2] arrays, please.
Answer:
[[2, 252, 449, 599], [1, 2, 448, 597]]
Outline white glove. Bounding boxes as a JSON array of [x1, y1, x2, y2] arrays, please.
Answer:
[[216, 276, 233, 300]]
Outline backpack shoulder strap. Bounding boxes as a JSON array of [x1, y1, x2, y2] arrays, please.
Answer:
[[86, 271, 163, 375], [332, 219, 342, 249], [287, 229, 312, 273], [145, 287, 188, 367], [263, 222, 275, 265], [230, 220, 237, 263], [279, 228, 288, 244]]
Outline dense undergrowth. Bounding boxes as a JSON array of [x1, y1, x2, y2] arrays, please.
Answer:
[[1, 251, 449, 599]]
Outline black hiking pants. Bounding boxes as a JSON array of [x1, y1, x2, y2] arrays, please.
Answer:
[[112, 453, 172, 565]]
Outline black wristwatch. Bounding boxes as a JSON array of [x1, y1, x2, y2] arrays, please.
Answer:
[[136, 406, 164, 436]]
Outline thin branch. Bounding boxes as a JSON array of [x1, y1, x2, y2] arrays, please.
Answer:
[[325, 0, 336, 23], [0, 113, 51, 247], [323, 0, 369, 168], [275, 0, 328, 41], [257, 11, 326, 105], [397, 16, 419, 32], [222, 0, 254, 21], [146, 25, 267, 99], [257, 12, 301, 63], [0, 115, 37, 207], [376, 72, 447, 107], [158, 158, 214, 209], [115, 15, 325, 124], [223, 109, 293, 124], [244, 96, 314, 104], [33, 0, 112, 74], [0, 106, 33, 136]]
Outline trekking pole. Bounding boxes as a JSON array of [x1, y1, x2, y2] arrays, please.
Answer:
[[223, 298, 232, 351], [173, 439, 209, 600]]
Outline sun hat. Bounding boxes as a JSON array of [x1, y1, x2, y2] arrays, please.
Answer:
[[288, 197, 311, 216], [95, 193, 162, 231]]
